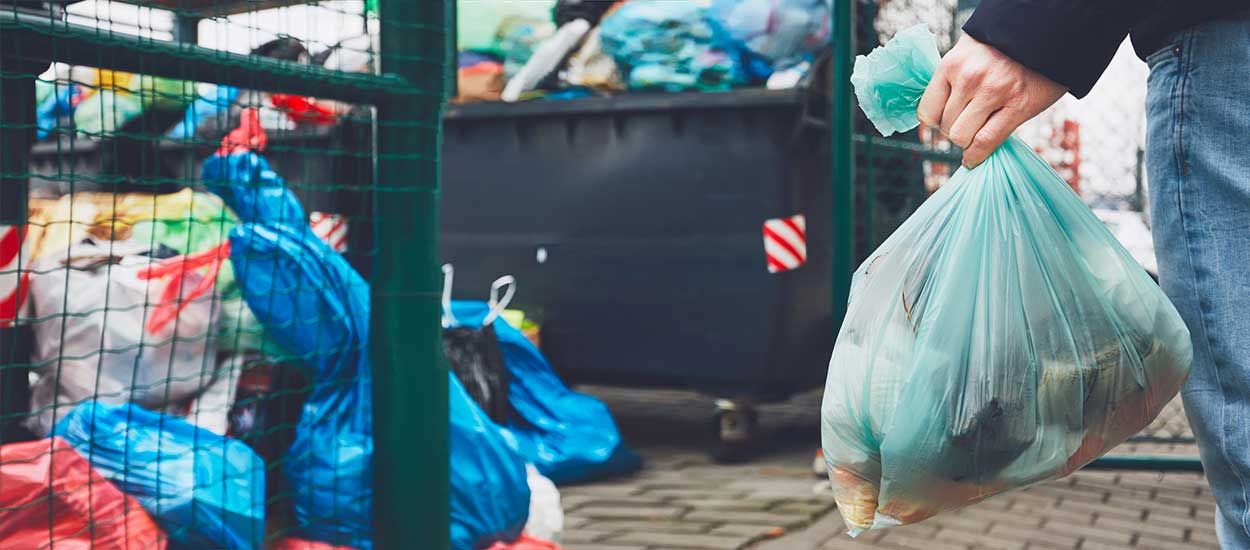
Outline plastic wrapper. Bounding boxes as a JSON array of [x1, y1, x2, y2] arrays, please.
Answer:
[[820, 25, 1193, 535], [25, 239, 222, 436], [599, 1, 743, 92], [450, 373, 532, 550], [452, 302, 641, 484], [53, 401, 265, 548], [0, 437, 168, 549]]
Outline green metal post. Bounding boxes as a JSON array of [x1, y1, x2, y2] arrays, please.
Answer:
[[831, 0, 856, 331], [0, 34, 38, 443], [373, 0, 449, 547]]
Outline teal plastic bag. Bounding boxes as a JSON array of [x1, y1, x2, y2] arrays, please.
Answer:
[[820, 25, 1192, 535]]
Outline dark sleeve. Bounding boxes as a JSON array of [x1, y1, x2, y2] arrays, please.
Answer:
[[962, 0, 1140, 98]]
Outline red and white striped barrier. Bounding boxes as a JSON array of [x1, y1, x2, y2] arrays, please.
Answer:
[[0, 225, 29, 327], [309, 212, 349, 253], [762, 214, 807, 273]]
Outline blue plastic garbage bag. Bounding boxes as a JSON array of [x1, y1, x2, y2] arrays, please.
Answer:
[[208, 148, 372, 547], [710, 0, 831, 75], [451, 372, 531, 549], [168, 84, 239, 140], [201, 149, 307, 228], [450, 302, 641, 484], [599, 0, 744, 92], [53, 400, 266, 549]]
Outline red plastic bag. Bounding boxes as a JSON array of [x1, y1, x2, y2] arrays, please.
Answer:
[[270, 93, 337, 126], [0, 437, 167, 549], [486, 534, 564, 550], [273, 537, 359, 550]]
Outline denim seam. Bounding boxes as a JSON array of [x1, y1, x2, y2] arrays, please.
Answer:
[[1174, 27, 1250, 542]]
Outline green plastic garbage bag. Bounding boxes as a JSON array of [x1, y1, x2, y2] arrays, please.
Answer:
[[820, 25, 1192, 535]]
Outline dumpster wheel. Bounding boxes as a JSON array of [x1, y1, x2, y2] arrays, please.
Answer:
[[712, 399, 759, 463]]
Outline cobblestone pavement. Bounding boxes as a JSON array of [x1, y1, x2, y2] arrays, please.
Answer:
[[561, 386, 1215, 550]]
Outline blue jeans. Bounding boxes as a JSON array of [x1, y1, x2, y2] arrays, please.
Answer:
[[1147, 9, 1250, 549]]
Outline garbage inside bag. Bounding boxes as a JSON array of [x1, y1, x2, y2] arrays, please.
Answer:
[[451, 373, 531, 550], [443, 266, 514, 423], [451, 301, 641, 484], [0, 437, 168, 549], [710, 0, 831, 74], [53, 400, 265, 549], [820, 25, 1192, 535], [25, 239, 222, 436], [599, 0, 744, 92]]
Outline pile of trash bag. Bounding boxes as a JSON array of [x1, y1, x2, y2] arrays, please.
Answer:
[[451, 0, 832, 102], [820, 25, 1192, 535]]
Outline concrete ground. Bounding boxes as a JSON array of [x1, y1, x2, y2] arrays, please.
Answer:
[[559, 386, 1216, 550]]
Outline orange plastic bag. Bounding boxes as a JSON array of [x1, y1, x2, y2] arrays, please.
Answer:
[[0, 437, 166, 549]]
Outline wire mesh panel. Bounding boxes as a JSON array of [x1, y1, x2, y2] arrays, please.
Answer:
[[846, 0, 1197, 468], [1, 0, 448, 547]]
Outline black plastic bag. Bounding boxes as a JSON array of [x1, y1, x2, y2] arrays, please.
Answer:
[[441, 266, 515, 424]]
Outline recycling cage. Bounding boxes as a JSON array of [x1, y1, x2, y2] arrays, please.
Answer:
[[0, 0, 450, 546]]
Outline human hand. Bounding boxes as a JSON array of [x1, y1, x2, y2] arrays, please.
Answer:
[[917, 34, 1067, 168]]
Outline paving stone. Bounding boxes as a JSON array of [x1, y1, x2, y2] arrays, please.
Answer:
[[709, 523, 777, 538], [566, 484, 645, 498], [772, 501, 837, 515], [1092, 515, 1186, 542], [562, 529, 624, 544], [1042, 521, 1133, 547], [642, 488, 753, 500], [671, 498, 778, 512], [575, 505, 687, 521], [929, 513, 993, 535], [563, 545, 647, 550], [605, 531, 753, 550], [988, 523, 1080, 548], [581, 520, 715, 535], [683, 509, 811, 527]]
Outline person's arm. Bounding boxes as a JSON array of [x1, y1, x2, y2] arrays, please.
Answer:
[[918, 0, 1138, 167]]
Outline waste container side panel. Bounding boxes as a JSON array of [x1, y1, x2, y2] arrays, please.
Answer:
[[442, 97, 829, 397]]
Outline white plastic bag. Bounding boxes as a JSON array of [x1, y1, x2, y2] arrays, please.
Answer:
[[524, 465, 564, 543], [26, 240, 222, 435]]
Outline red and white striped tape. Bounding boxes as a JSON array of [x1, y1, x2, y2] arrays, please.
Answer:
[[0, 225, 29, 327], [762, 214, 807, 273], [310, 212, 349, 253]]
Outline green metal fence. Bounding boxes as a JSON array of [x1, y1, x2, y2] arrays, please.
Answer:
[[0, 0, 448, 546], [833, 0, 1200, 472]]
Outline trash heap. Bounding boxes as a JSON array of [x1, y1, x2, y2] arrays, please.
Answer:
[[455, 0, 833, 102], [5, 112, 638, 549]]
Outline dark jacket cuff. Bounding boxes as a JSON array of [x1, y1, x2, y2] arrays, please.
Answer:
[[962, 0, 1133, 98]]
